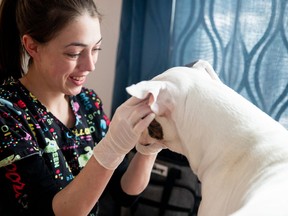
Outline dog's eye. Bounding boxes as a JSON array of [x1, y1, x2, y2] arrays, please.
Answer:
[[148, 119, 164, 140]]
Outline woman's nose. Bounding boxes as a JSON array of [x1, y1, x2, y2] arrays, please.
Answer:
[[79, 54, 96, 72]]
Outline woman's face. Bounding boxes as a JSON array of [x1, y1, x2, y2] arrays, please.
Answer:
[[33, 13, 102, 96]]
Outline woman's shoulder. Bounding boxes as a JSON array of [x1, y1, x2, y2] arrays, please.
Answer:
[[0, 80, 23, 101]]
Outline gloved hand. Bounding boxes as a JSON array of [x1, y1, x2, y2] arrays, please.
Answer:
[[135, 118, 167, 155], [136, 142, 167, 155], [93, 97, 155, 170]]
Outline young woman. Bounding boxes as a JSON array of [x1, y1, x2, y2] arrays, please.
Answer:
[[0, 0, 163, 215]]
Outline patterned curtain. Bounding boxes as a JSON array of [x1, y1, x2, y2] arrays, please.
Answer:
[[112, 0, 288, 128]]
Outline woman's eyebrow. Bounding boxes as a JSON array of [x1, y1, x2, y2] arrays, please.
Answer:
[[65, 42, 87, 48], [65, 37, 103, 48], [96, 37, 103, 44]]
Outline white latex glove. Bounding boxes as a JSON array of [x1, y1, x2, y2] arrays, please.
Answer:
[[136, 142, 167, 155], [135, 119, 167, 155], [93, 97, 155, 170]]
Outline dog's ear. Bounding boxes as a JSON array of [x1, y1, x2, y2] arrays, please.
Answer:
[[189, 60, 221, 82], [126, 80, 171, 116]]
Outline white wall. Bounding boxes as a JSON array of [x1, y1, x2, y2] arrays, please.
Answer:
[[86, 0, 123, 118]]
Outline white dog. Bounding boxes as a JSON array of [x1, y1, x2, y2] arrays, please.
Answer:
[[126, 60, 288, 216]]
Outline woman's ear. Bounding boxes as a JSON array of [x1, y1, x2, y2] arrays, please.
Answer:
[[22, 34, 39, 58]]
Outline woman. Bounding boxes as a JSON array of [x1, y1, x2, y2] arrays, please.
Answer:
[[0, 0, 163, 215]]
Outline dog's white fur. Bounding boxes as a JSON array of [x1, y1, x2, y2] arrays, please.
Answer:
[[126, 60, 288, 216]]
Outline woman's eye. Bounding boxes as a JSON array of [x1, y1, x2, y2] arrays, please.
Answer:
[[93, 47, 102, 52], [66, 53, 81, 58]]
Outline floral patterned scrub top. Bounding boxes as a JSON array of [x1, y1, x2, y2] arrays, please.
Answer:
[[0, 81, 136, 216]]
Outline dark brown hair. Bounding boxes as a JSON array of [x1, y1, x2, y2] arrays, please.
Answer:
[[0, 0, 102, 84]]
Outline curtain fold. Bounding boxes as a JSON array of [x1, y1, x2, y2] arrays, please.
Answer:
[[112, 0, 173, 115], [112, 0, 288, 128]]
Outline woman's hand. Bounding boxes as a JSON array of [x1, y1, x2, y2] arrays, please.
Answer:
[[136, 142, 167, 155], [93, 97, 155, 170]]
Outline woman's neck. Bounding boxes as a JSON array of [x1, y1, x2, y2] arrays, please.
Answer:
[[20, 75, 75, 128]]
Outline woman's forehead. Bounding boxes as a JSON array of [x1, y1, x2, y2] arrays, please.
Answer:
[[51, 14, 101, 47]]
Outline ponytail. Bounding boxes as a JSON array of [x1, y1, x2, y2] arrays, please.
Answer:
[[0, 0, 24, 84]]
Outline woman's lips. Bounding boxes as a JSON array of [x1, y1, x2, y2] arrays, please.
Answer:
[[70, 76, 86, 86]]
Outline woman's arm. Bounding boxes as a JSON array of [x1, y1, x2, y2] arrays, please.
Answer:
[[53, 97, 156, 216], [52, 153, 158, 216], [121, 152, 157, 195], [52, 156, 114, 216]]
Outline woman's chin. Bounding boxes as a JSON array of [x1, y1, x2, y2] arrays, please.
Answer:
[[66, 86, 83, 96]]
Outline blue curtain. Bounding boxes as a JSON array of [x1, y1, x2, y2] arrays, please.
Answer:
[[112, 0, 288, 128]]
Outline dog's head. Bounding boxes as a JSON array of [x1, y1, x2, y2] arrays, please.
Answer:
[[126, 60, 221, 155]]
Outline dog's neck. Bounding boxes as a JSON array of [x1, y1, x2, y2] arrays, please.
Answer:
[[172, 81, 287, 182]]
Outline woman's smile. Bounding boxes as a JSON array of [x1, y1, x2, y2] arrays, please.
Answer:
[[69, 75, 87, 86]]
